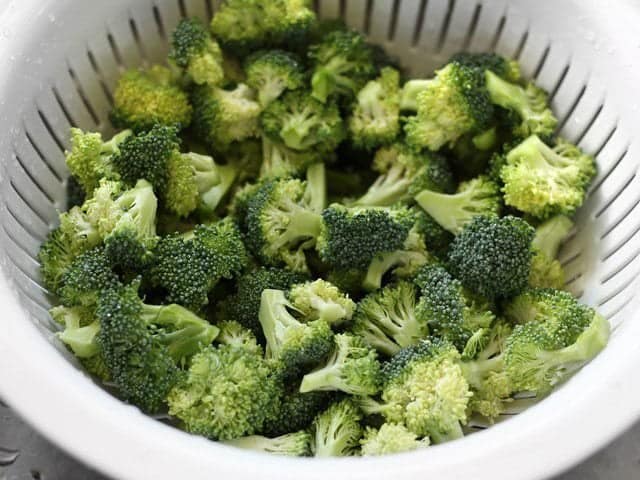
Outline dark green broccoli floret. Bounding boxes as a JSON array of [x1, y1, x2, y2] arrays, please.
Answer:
[[261, 90, 345, 153], [261, 389, 334, 437], [225, 431, 312, 456], [288, 279, 355, 327], [308, 30, 377, 104], [529, 215, 573, 289], [360, 423, 429, 456], [244, 50, 306, 106], [66, 175, 86, 209], [110, 66, 192, 132], [450, 52, 521, 83], [500, 135, 596, 218], [415, 211, 454, 260], [312, 398, 363, 457], [448, 215, 535, 299], [170, 18, 225, 87]]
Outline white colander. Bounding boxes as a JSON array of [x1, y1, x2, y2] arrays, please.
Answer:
[[0, 0, 638, 479]]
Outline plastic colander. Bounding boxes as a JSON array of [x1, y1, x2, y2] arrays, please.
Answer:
[[0, 0, 639, 479]]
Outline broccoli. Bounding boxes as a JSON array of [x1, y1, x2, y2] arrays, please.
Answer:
[[300, 333, 381, 395], [224, 139, 263, 184], [66, 175, 86, 209], [448, 215, 535, 299], [260, 136, 322, 179], [450, 52, 521, 83], [225, 431, 312, 456], [353, 143, 455, 207], [362, 338, 471, 443], [288, 279, 355, 326], [312, 398, 363, 457], [414, 175, 501, 234], [449, 127, 500, 179], [348, 67, 401, 149], [261, 90, 345, 153], [51, 305, 100, 359], [170, 18, 225, 87], [261, 388, 334, 437], [244, 50, 306, 106], [414, 264, 495, 353], [304, 162, 328, 214], [215, 320, 262, 355], [167, 343, 280, 439], [308, 30, 377, 104], [529, 215, 573, 289], [500, 135, 596, 218], [360, 423, 429, 456], [191, 83, 261, 151], [148, 219, 248, 310], [111, 66, 192, 132], [352, 281, 428, 356]]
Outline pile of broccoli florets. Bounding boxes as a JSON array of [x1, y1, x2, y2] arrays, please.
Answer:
[[39, 0, 609, 458]]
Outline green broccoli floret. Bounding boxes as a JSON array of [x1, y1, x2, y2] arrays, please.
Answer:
[[244, 50, 306, 106], [260, 136, 323, 179], [360, 423, 429, 456], [448, 215, 535, 299], [312, 398, 363, 457], [300, 333, 381, 395], [64, 128, 132, 196], [225, 431, 312, 456], [288, 279, 355, 327], [262, 389, 334, 437], [111, 66, 192, 132], [362, 338, 471, 443], [148, 219, 248, 310], [261, 90, 345, 153], [500, 135, 596, 218], [259, 288, 334, 379], [167, 343, 279, 439], [529, 215, 573, 289], [51, 305, 100, 358], [170, 18, 225, 87], [415, 264, 495, 353], [308, 30, 377, 104], [348, 67, 401, 149], [352, 281, 428, 356], [191, 83, 261, 151], [216, 320, 262, 355], [353, 143, 454, 207], [450, 52, 521, 83]]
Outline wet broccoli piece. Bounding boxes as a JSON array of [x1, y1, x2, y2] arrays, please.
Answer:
[[244, 50, 306, 106], [311, 398, 364, 457], [225, 431, 312, 456], [529, 215, 574, 289], [288, 279, 356, 327], [360, 423, 429, 456]]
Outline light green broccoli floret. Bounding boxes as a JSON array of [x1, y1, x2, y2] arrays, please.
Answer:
[[225, 431, 312, 456], [360, 423, 429, 456], [312, 399, 363, 457], [288, 279, 355, 326]]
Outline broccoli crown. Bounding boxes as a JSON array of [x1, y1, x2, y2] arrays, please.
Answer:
[[378, 338, 471, 442], [167, 343, 279, 440], [170, 18, 224, 87], [244, 50, 306, 106], [216, 320, 262, 356], [348, 67, 401, 150], [312, 398, 363, 457], [261, 389, 334, 437], [317, 204, 415, 270], [360, 423, 428, 456], [450, 52, 521, 83], [260, 136, 322, 179], [485, 70, 557, 138], [110, 66, 192, 132], [225, 431, 312, 456], [309, 30, 377, 104], [51, 305, 100, 359], [414, 264, 495, 352], [288, 279, 355, 326], [300, 333, 382, 395], [259, 289, 334, 378], [148, 219, 247, 310], [261, 90, 345, 152], [191, 83, 261, 151], [244, 178, 322, 272], [404, 61, 493, 151], [353, 281, 428, 356], [448, 215, 535, 298], [414, 175, 501, 234], [501, 135, 596, 218]]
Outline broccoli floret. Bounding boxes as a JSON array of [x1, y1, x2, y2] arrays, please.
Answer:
[[353, 144, 455, 207], [244, 50, 306, 106], [363, 338, 471, 443], [259, 289, 334, 379], [360, 423, 429, 456], [51, 305, 100, 358], [448, 215, 535, 299], [170, 18, 224, 87], [399, 79, 431, 112], [312, 398, 363, 457], [288, 279, 355, 326], [262, 388, 334, 437], [308, 30, 377, 104], [167, 343, 279, 439], [216, 320, 262, 355], [148, 219, 248, 310], [260, 136, 322, 179], [225, 431, 312, 456], [450, 52, 521, 83], [111, 66, 192, 132], [415, 264, 495, 353], [352, 281, 428, 356], [300, 333, 381, 395], [191, 83, 261, 151], [261, 90, 345, 153], [529, 215, 573, 289], [449, 127, 500, 179], [348, 67, 401, 149], [414, 175, 501, 235], [501, 135, 596, 218]]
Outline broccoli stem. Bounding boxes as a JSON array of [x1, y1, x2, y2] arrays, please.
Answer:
[[400, 79, 431, 111], [304, 162, 327, 213], [275, 207, 323, 250], [363, 250, 426, 291], [460, 356, 504, 390], [280, 107, 319, 151], [472, 127, 497, 151], [299, 366, 341, 393], [199, 164, 238, 214], [353, 164, 411, 207]]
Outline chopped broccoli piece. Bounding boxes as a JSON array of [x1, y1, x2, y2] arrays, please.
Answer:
[[262, 388, 334, 437], [225, 431, 312, 456], [312, 398, 363, 457], [450, 52, 521, 83], [360, 423, 429, 456], [244, 50, 306, 106], [51, 305, 100, 358], [216, 320, 262, 355], [288, 279, 355, 326], [260, 136, 323, 179], [529, 215, 573, 289]]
